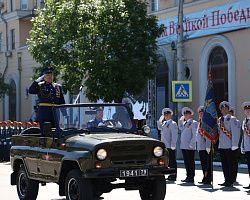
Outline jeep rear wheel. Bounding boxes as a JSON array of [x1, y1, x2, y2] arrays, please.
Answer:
[[65, 169, 93, 200], [139, 175, 166, 200], [16, 165, 39, 200]]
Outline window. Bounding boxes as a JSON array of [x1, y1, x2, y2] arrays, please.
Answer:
[[0, 32, 2, 51], [156, 59, 169, 118], [10, 0, 13, 11], [208, 46, 228, 114], [10, 29, 15, 50], [150, 0, 158, 12], [21, 0, 28, 10]]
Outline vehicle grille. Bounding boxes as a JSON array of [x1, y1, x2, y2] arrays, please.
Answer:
[[110, 144, 148, 166]]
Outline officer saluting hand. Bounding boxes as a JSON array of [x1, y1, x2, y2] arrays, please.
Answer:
[[29, 67, 65, 134]]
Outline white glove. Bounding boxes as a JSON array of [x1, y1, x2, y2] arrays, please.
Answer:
[[171, 146, 176, 150], [241, 148, 245, 154], [231, 146, 238, 151], [35, 75, 44, 82], [206, 148, 210, 154]]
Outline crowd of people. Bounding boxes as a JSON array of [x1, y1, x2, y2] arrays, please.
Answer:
[[157, 101, 250, 189], [0, 120, 39, 161]]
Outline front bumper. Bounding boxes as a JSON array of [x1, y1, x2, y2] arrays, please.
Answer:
[[84, 166, 176, 179]]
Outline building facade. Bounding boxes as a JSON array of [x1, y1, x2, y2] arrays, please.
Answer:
[[148, 0, 250, 125], [0, 0, 43, 121]]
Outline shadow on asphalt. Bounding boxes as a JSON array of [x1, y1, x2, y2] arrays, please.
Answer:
[[178, 182, 196, 187], [219, 186, 241, 192]]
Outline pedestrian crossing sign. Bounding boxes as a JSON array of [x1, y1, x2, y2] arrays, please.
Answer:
[[172, 81, 192, 102]]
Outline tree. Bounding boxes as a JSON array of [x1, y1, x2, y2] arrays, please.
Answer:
[[28, 0, 163, 102]]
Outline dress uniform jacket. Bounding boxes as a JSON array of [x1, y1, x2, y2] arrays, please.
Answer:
[[29, 80, 66, 134], [196, 123, 211, 151], [242, 118, 250, 152], [29, 81, 65, 123], [218, 114, 240, 149], [158, 119, 178, 149], [180, 119, 198, 150]]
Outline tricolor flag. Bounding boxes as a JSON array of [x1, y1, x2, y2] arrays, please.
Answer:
[[200, 80, 219, 142]]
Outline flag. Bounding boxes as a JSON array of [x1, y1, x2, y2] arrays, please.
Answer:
[[200, 80, 219, 142]]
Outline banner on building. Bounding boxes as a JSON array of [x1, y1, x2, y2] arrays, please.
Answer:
[[158, 0, 250, 45], [172, 81, 192, 102]]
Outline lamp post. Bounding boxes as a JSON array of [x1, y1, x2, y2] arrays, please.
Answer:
[[176, 0, 184, 119]]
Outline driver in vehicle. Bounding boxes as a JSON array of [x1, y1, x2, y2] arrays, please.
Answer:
[[87, 107, 105, 127]]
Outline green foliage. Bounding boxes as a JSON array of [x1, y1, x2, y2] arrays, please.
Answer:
[[28, 0, 163, 102], [0, 77, 10, 99]]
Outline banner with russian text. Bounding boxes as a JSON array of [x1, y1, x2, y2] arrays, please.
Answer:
[[158, 0, 250, 45]]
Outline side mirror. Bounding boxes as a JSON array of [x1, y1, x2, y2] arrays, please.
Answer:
[[43, 122, 52, 137]]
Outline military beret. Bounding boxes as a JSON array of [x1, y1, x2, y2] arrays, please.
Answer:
[[241, 101, 250, 110], [197, 106, 204, 113], [43, 67, 54, 75], [181, 107, 194, 115], [162, 108, 173, 115], [219, 101, 230, 110]]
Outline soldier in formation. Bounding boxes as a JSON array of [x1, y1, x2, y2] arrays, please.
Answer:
[[179, 107, 197, 183], [196, 106, 212, 185], [0, 120, 38, 162], [241, 102, 250, 189], [217, 101, 240, 187], [157, 108, 178, 181]]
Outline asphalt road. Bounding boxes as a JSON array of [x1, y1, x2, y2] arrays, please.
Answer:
[[0, 162, 249, 200]]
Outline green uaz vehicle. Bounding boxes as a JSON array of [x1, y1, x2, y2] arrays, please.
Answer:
[[10, 103, 173, 200]]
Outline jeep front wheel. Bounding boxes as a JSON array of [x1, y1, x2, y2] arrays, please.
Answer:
[[139, 175, 166, 200], [16, 164, 39, 200], [65, 169, 93, 200]]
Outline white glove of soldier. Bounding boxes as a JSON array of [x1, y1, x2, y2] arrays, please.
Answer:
[[35, 75, 44, 82], [241, 148, 245, 154], [171, 146, 176, 150], [231, 146, 238, 151], [206, 148, 211, 154]]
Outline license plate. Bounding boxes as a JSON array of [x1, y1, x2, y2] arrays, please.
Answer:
[[120, 169, 148, 177]]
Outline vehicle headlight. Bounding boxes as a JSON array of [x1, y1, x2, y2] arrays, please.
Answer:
[[142, 125, 151, 135], [153, 146, 163, 157], [96, 149, 107, 160]]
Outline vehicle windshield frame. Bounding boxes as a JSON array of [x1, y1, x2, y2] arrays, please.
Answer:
[[52, 103, 137, 137]]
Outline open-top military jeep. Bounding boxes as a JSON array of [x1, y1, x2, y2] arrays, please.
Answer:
[[10, 103, 173, 200]]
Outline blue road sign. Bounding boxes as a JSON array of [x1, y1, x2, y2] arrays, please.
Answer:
[[172, 81, 192, 102]]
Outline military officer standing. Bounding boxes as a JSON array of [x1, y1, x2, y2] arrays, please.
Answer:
[[241, 102, 250, 189], [228, 106, 241, 184], [157, 108, 178, 181], [29, 67, 66, 133], [196, 106, 212, 184], [179, 107, 197, 183], [218, 101, 239, 187]]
